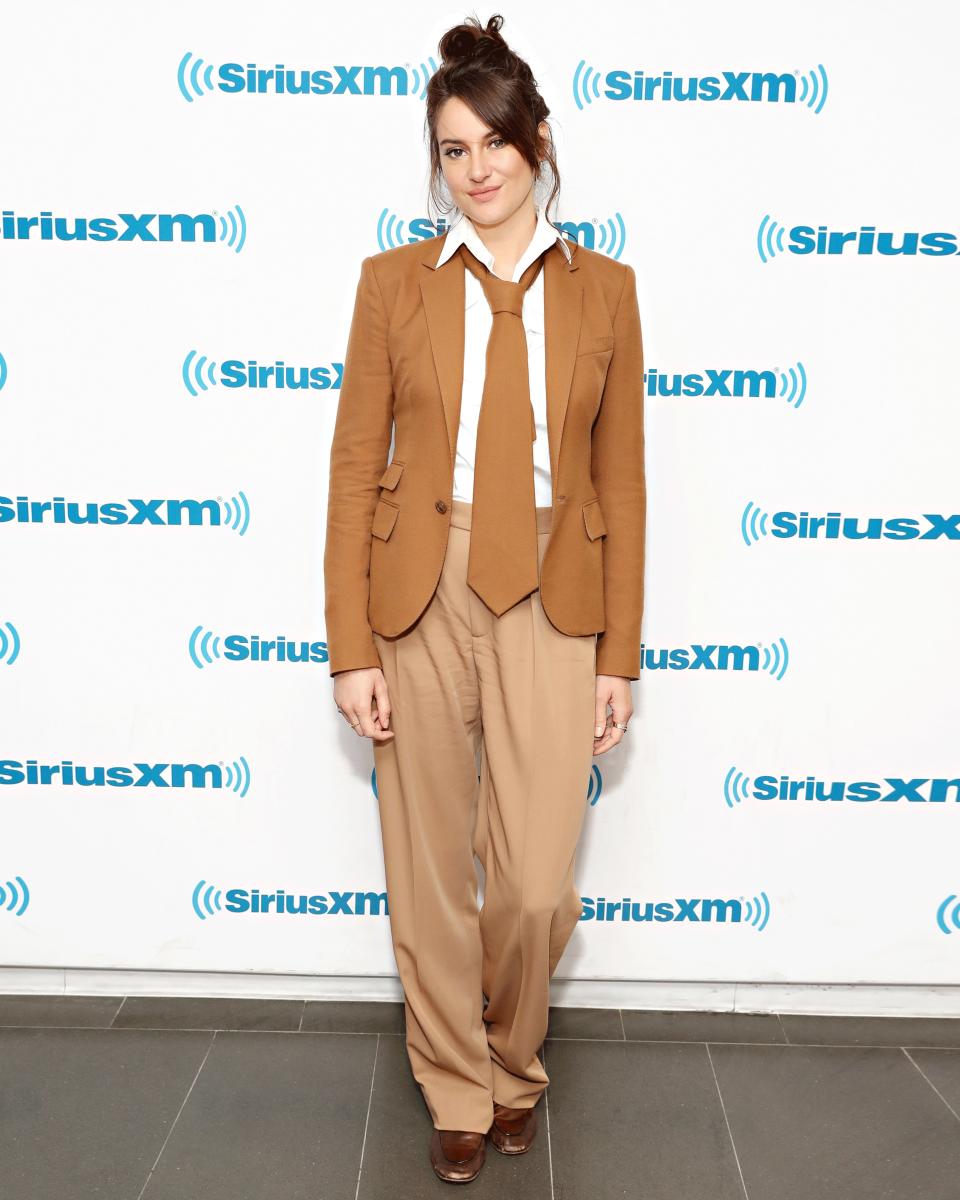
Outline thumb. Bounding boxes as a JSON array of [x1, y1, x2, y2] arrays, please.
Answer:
[[595, 695, 607, 738], [373, 677, 391, 728]]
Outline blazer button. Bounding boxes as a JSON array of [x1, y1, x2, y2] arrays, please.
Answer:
[[435, 499, 448, 513]]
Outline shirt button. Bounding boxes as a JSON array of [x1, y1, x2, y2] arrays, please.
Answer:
[[556, 494, 566, 502], [435, 499, 448, 513]]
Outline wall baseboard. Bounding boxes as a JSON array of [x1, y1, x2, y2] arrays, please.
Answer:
[[0, 968, 958, 1018]]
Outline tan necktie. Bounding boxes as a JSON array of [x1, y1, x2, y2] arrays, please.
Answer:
[[458, 241, 547, 615]]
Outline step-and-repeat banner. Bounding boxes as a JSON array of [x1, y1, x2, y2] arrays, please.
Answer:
[[2, 2, 957, 987]]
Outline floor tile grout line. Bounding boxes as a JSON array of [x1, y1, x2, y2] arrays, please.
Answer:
[[542, 1039, 555, 1200], [901, 1046, 960, 1123], [775, 1011, 791, 1045], [0, 1024, 377, 1034], [543, 1035, 960, 1049], [353, 1032, 381, 1200], [110, 996, 129, 1027], [135, 1029, 219, 1200], [618, 1008, 627, 1040], [297, 999, 306, 1033], [705, 1042, 751, 1200], [6, 1021, 960, 1051]]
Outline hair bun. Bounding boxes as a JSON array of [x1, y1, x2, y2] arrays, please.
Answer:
[[440, 14, 509, 67]]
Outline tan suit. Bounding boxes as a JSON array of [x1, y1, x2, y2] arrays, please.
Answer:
[[324, 229, 646, 1133], [324, 231, 646, 680]]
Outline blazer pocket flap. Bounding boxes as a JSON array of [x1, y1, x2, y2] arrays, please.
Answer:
[[577, 333, 615, 356], [371, 496, 400, 541], [378, 460, 405, 490], [582, 497, 608, 540]]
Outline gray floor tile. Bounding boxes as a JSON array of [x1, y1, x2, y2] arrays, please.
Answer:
[[302, 999, 405, 1035], [112, 995, 304, 1031], [622, 1007, 787, 1044], [544, 1037, 745, 1200], [9, 998, 960, 1198], [359, 1032, 551, 1198], [546, 1004, 625, 1040], [904, 1047, 960, 1116], [142, 1030, 377, 1200], [0, 1027, 213, 1199], [0, 993, 125, 1027], [780, 1012, 960, 1048], [711, 1042, 960, 1200]]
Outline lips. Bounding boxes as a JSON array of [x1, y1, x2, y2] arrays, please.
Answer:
[[468, 185, 501, 199]]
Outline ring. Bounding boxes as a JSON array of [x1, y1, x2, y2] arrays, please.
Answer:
[[336, 706, 362, 729]]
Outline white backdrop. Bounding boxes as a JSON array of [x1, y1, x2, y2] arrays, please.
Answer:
[[1, 1, 958, 996]]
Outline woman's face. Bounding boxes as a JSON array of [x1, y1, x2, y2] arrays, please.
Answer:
[[436, 96, 541, 228]]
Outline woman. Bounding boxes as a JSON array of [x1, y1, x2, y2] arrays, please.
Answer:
[[324, 13, 645, 1184]]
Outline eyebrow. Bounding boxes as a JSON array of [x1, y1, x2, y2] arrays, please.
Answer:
[[438, 132, 499, 146]]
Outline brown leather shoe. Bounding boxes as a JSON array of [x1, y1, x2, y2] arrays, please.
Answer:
[[429, 1128, 486, 1182], [488, 1102, 538, 1154]]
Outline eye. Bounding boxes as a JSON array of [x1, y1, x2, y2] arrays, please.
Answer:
[[444, 137, 507, 159]]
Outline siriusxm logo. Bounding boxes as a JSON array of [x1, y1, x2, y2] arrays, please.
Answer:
[[641, 637, 789, 678], [375, 207, 628, 258], [0, 757, 251, 795], [648, 362, 807, 408], [183, 350, 342, 396], [0, 349, 7, 390], [189, 626, 328, 669], [192, 880, 388, 919], [725, 768, 960, 807], [178, 51, 437, 102], [573, 63, 828, 112], [581, 892, 771, 928], [0, 876, 29, 916], [0, 493, 250, 534], [742, 503, 960, 545], [758, 216, 960, 262], [0, 207, 247, 252], [0, 621, 19, 666], [937, 897, 960, 935]]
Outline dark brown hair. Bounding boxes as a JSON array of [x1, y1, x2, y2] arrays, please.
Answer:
[[424, 13, 561, 229]]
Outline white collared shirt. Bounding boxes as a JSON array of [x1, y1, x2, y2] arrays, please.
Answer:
[[434, 203, 573, 507]]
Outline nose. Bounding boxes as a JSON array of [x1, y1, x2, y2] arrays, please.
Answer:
[[469, 152, 492, 181]]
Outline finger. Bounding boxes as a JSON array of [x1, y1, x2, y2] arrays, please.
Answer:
[[372, 678, 391, 729], [594, 692, 609, 739], [339, 706, 362, 734], [612, 700, 633, 729], [609, 699, 634, 733], [593, 713, 624, 755], [592, 718, 614, 754], [353, 701, 379, 739], [357, 698, 395, 742], [593, 732, 615, 755]]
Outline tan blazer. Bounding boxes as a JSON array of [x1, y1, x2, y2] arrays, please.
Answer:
[[324, 231, 646, 679]]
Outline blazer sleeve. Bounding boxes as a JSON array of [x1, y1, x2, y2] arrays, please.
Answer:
[[590, 262, 646, 681], [324, 255, 394, 676]]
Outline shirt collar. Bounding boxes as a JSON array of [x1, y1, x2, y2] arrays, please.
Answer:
[[434, 202, 572, 280]]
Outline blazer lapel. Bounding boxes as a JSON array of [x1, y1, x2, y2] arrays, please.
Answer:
[[420, 232, 583, 494]]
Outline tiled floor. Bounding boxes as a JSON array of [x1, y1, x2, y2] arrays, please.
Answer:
[[1, 995, 959, 1199]]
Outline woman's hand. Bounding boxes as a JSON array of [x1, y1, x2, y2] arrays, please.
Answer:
[[593, 674, 634, 755], [333, 668, 396, 742]]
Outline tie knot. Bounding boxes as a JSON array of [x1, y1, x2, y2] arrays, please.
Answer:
[[459, 244, 544, 317]]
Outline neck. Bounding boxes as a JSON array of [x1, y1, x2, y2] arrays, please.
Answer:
[[466, 197, 538, 280]]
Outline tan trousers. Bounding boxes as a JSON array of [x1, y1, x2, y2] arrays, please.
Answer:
[[371, 498, 598, 1134]]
